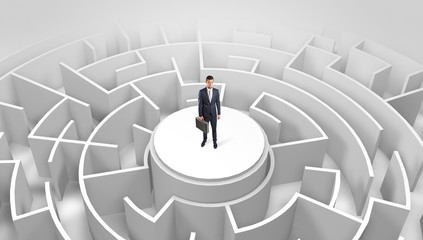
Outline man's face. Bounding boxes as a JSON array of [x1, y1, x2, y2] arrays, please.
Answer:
[[206, 79, 214, 89]]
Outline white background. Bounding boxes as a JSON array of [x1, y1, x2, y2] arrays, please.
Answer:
[[1, 0, 422, 63]]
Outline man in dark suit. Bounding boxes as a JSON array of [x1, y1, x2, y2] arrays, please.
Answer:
[[198, 75, 221, 149]]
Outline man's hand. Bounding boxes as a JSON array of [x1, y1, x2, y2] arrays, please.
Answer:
[[218, 115, 221, 120], [199, 116, 204, 120]]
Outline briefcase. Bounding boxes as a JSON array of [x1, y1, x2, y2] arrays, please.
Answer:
[[195, 117, 209, 133]]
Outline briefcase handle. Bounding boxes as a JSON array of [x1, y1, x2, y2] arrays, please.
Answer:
[[196, 117, 206, 124]]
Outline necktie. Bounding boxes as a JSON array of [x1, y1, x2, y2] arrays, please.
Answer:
[[208, 89, 212, 102]]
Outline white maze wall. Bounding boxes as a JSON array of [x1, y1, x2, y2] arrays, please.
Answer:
[[1, 22, 423, 240]]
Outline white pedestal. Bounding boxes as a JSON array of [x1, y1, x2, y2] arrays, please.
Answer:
[[153, 106, 265, 180], [150, 106, 270, 208]]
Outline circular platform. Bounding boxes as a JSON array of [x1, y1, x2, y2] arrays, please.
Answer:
[[153, 106, 266, 180]]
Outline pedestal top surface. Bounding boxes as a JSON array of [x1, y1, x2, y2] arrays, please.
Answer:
[[153, 106, 266, 180]]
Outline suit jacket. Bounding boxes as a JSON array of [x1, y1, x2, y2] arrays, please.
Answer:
[[198, 87, 221, 120]]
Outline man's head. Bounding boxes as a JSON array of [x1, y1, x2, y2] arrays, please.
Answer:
[[206, 75, 214, 89]]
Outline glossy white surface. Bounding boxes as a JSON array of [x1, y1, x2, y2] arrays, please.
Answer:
[[153, 106, 265, 180]]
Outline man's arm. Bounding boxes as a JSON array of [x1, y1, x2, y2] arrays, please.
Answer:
[[198, 90, 203, 119], [216, 89, 221, 119]]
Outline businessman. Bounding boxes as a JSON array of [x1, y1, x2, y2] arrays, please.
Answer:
[[198, 75, 221, 149]]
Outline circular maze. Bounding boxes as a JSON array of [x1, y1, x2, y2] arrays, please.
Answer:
[[1, 22, 423, 240]]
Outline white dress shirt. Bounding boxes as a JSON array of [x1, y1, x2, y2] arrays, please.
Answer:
[[208, 87, 213, 102]]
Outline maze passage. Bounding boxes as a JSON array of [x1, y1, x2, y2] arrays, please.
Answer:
[[1, 21, 423, 240]]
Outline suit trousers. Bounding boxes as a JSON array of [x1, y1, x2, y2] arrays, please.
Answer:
[[203, 114, 217, 142]]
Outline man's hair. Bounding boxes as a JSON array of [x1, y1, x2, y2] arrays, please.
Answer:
[[206, 75, 214, 81]]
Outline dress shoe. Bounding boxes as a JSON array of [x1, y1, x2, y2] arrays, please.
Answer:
[[213, 141, 218, 149], [201, 140, 206, 147]]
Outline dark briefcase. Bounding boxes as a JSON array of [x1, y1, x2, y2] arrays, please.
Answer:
[[195, 117, 209, 133]]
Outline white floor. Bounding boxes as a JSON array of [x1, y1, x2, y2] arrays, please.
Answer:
[[103, 213, 130, 240], [266, 181, 302, 218], [119, 143, 139, 169], [0, 203, 18, 239], [57, 181, 93, 240], [9, 144, 48, 211]]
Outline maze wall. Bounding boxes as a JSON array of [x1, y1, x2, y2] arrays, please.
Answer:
[[1, 21, 423, 240]]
